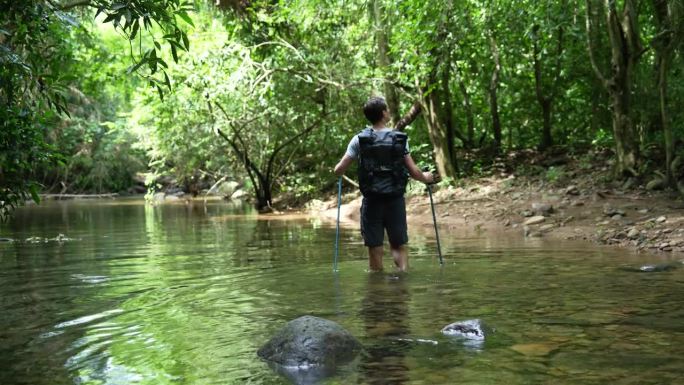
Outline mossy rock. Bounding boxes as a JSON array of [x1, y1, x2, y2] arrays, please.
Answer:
[[257, 316, 362, 368]]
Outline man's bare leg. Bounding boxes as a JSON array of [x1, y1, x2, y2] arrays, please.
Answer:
[[390, 244, 408, 272], [368, 246, 384, 272]]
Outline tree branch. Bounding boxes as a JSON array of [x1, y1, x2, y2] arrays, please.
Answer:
[[272, 143, 303, 183], [59, 0, 92, 10], [532, 24, 546, 103], [395, 101, 422, 132], [210, 100, 261, 190], [585, 0, 609, 87], [552, 24, 565, 92], [265, 114, 328, 183]]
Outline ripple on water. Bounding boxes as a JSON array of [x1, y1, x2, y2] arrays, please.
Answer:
[[1, 200, 683, 385]]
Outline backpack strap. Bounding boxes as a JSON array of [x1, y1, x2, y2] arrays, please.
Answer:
[[358, 127, 374, 145]]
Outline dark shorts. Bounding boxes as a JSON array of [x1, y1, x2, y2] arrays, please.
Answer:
[[360, 194, 408, 248]]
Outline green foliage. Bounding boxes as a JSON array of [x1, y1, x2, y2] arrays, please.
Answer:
[[0, 107, 53, 219], [0, 2, 71, 218], [591, 128, 614, 148], [0, 0, 192, 217], [3, 0, 684, 216], [544, 166, 565, 184], [128, 2, 374, 207]]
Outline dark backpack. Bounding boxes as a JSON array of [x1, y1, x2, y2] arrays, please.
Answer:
[[357, 128, 409, 197]]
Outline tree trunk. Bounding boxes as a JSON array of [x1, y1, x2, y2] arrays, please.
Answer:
[[463, 79, 475, 148], [585, 0, 642, 177], [532, 24, 552, 150], [488, 33, 502, 152], [531, 22, 564, 151], [606, 0, 640, 176], [441, 63, 459, 173], [418, 66, 457, 180], [657, 53, 673, 185], [456, 66, 475, 148], [425, 89, 457, 180], [652, 0, 677, 186], [372, 0, 400, 124], [255, 175, 272, 210], [610, 87, 638, 176], [414, 0, 457, 179]]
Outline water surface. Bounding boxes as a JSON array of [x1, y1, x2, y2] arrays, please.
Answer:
[[1, 199, 683, 385]]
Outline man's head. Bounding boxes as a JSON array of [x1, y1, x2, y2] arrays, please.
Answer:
[[363, 96, 388, 125]]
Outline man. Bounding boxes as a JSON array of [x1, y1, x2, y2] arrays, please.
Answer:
[[334, 96, 438, 272]]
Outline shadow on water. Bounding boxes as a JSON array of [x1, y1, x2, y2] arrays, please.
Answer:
[[360, 272, 411, 385], [268, 361, 338, 385]]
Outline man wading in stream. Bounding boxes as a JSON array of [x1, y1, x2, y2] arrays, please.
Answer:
[[334, 96, 438, 272]]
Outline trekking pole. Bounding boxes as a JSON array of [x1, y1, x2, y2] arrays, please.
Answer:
[[426, 178, 444, 266], [334, 176, 342, 272]]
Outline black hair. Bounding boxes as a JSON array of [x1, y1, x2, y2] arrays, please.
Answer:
[[363, 97, 388, 124]]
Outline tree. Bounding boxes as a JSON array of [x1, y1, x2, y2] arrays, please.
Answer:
[[210, 100, 327, 210], [586, 0, 644, 177], [651, 0, 684, 186], [487, 22, 503, 152], [529, 1, 566, 150], [7, 0, 684, 215], [371, 0, 400, 125], [0, 0, 193, 218], [392, 0, 459, 179]]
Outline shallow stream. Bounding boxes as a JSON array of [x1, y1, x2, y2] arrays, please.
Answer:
[[1, 199, 683, 384]]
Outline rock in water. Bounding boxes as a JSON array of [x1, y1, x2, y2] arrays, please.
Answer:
[[619, 262, 680, 273], [442, 319, 490, 349], [441, 319, 486, 341], [638, 263, 678, 272], [257, 316, 362, 369]]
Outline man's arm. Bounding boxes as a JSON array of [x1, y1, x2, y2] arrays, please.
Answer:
[[404, 154, 437, 184], [334, 155, 355, 176]]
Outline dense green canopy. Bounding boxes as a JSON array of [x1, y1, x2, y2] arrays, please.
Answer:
[[2, 0, 684, 216]]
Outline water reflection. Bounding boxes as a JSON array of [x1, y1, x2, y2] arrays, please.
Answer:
[[1, 200, 684, 385], [360, 273, 411, 385]]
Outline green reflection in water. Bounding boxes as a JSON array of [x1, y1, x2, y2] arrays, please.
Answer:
[[0, 199, 683, 385]]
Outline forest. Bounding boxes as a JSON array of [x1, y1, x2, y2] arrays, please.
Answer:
[[2, 0, 684, 217]]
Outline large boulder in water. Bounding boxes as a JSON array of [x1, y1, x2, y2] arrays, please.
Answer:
[[257, 316, 362, 369]]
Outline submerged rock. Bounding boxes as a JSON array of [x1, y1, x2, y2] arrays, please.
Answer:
[[619, 262, 680, 273], [511, 342, 559, 357], [638, 263, 678, 272], [25, 236, 47, 244], [258, 316, 362, 369], [51, 234, 77, 242]]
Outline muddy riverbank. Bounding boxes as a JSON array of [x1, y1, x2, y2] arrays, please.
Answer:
[[310, 161, 684, 257]]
